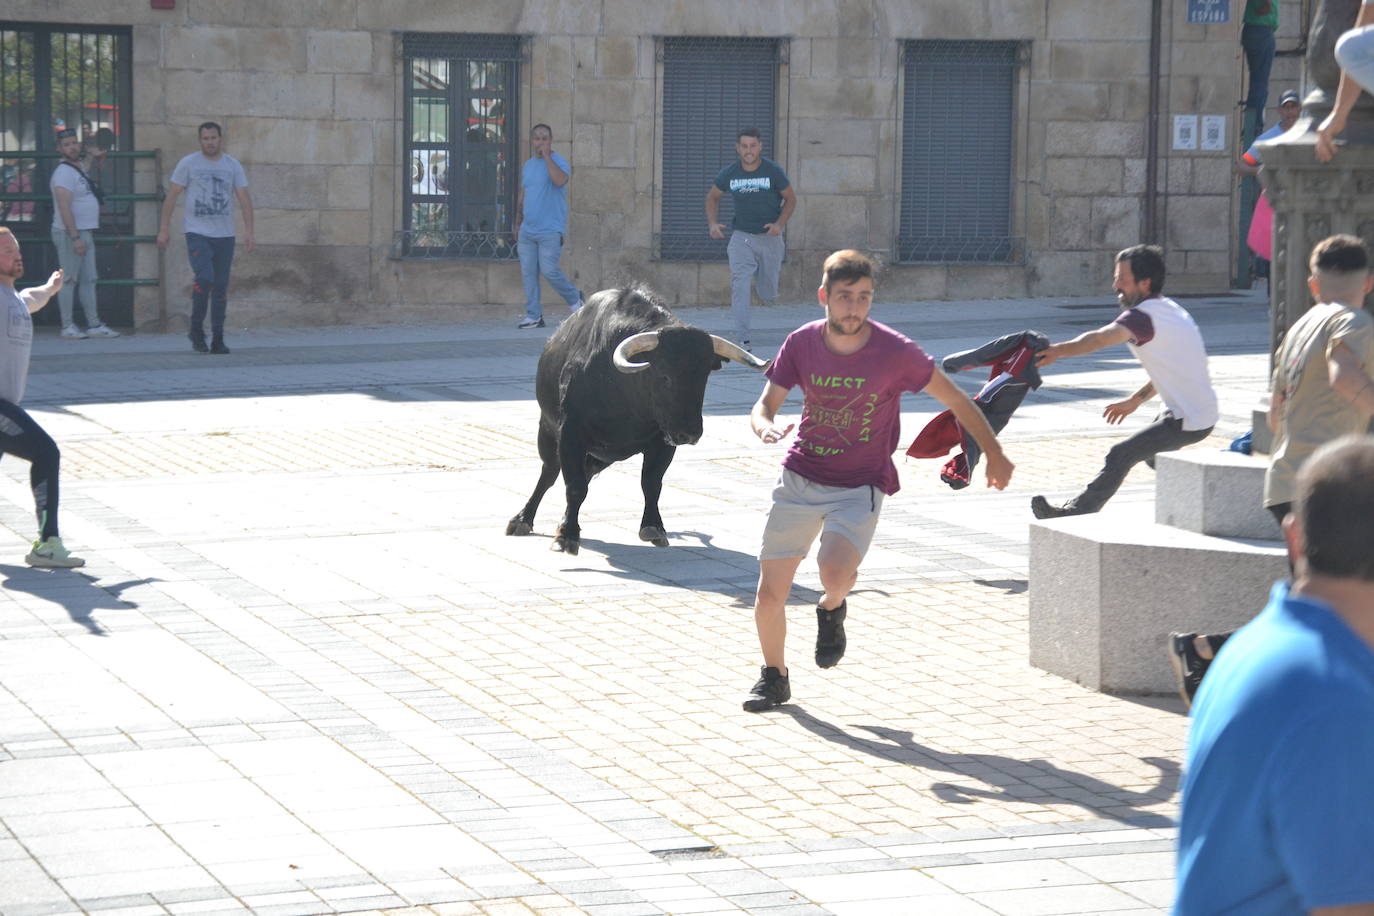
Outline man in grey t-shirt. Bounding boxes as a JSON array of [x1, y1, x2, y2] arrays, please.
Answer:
[[157, 122, 255, 354]]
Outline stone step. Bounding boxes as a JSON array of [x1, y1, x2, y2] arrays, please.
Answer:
[[1029, 508, 1287, 694], [1154, 449, 1281, 540]]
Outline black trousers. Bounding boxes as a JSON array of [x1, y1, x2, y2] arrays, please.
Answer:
[[0, 398, 61, 539]]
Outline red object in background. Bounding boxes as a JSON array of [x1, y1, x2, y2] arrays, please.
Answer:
[[150, 0, 175, 9]]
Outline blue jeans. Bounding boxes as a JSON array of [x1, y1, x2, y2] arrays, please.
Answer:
[[186, 233, 235, 341], [517, 229, 579, 322], [1241, 24, 1276, 113]]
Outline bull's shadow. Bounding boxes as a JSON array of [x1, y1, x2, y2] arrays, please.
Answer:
[[783, 705, 1178, 826], [0, 565, 159, 636], [564, 530, 827, 606]]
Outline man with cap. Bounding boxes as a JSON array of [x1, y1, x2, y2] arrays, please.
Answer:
[[1238, 89, 1301, 283], [1238, 89, 1302, 178]]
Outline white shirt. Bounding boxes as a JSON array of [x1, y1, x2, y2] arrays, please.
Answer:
[[1113, 296, 1219, 430]]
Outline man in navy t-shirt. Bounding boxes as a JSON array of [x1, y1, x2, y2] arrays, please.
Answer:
[[705, 127, 796, 350], [1176, 436, 1374, 915]]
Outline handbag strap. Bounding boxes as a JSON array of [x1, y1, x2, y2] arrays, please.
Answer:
[[61, 160, 101, 196]]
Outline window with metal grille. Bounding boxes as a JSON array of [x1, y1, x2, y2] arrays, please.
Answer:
[[399, 32, 520, 260], [899, 40, 1020, 264], [658, 37, 779, 262]]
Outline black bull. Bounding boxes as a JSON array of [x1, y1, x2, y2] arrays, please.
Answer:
[[505, 286, 769, 555]]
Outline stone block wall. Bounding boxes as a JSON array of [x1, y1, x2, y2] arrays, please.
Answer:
[[13, 0, 1272, 326]]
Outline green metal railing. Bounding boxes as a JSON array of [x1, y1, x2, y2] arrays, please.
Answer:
[[0, 148, 166, 325]]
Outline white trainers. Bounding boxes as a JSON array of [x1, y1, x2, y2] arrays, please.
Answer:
[[85, 324, 120, 338], [60, 325, 86, 339], [25, 536, 85, 568]]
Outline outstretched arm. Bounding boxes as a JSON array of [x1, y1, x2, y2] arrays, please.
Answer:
[[1034, 322, 1133, 368], [19, 270, 64, 314], [1316, 3, 1374, 162]]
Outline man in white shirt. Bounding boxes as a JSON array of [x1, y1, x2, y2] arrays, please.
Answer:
[[1031, 244, 1219, 518], [49, 128, 119, 339]]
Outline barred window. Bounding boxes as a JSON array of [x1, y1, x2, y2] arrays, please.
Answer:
[[399, 33, 520, 260], [899, 40, 1021, 264], [658, 37, 779, 261]]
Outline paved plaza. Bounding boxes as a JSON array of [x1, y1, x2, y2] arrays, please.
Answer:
[[0, 288, 1273, 916]]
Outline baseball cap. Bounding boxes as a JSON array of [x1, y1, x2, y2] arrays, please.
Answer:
[[1279, 89, 1301, 106]]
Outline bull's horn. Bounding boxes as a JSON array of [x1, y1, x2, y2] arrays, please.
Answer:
[[613, 331, 660, 373], [711, 335, 770, 370]]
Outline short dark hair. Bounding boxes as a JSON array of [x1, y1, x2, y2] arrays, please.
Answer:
[[737, 127, 761, 142], [1297, 436, 1374, 582], [1309, 234, 1370, 275], [531, 123, 553, 137], [822, 249, 877, 292], [1116, 244, 1167, 296], [198, 121, 222, 137]]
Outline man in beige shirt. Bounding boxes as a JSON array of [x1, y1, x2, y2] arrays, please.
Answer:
[[1265, 233, 1374, 522], [1170, 233, 1374, 707]]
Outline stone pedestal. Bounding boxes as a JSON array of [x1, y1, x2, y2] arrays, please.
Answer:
[[1029, 452, 1287, 694], [1154, 450, 1280, 539]]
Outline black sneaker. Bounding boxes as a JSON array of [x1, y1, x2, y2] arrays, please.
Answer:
[[189, 333, 209, 354], [517, 317, 545, 329], [1031, 495, 1080, 519], [815, 600, 847, 668], [742, 666, 790, 712], [210, 340, 230, 355], [1168, 632, 1229, 709]]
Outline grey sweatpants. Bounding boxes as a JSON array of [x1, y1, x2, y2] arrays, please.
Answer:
[[727, 230, 784, 344]]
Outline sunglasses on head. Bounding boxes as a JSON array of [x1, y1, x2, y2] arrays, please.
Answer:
[[56, 129, 77, 140]]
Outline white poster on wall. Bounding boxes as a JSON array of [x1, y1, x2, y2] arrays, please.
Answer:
[[1201, 115, 1227, 151], [1173, 115, 1199, 151]]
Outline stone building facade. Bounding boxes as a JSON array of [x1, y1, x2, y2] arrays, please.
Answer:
[[6, 0, 1305, 328]]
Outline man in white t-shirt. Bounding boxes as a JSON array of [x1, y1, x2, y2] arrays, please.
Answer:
[[49, 128, 119, 339], [157, 122, 254, 354], [1031, 244, 1219, 518]]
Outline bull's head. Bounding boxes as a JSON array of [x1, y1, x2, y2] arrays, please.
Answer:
[[612, 328, 769, 446]]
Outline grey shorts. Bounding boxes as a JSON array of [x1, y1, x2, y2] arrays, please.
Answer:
[[759, 469, 885, 561]]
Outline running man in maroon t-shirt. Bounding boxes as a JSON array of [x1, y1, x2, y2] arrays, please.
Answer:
[[742, 249, 1015, 711]]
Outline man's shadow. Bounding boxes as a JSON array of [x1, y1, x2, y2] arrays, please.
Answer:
[[783, 706, 1178, 825], [1, 565, 159, 636]]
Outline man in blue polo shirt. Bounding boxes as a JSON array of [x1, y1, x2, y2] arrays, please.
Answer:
[[705, 127, 797, 351], [1176, 436, 1374, 915], [515, 123, 583, 330]]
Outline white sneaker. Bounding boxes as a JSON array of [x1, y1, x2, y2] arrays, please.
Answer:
[[25, 536, 84, 569], [60, 325, 86, 339], [85, 324, 120, 338]]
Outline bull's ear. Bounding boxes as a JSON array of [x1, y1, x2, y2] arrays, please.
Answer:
[[711, 357, 725, 371]]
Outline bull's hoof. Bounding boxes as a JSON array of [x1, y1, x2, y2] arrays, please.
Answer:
[[506, 519, 532, 536], [639, 526, 669, 547], [552, 537, 580, 555]]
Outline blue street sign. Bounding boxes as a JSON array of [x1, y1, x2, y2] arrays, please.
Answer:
[[1188, 0, 1230, 23]]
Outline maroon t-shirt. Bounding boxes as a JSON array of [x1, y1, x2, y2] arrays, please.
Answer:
[[766, 319, 935, 495]]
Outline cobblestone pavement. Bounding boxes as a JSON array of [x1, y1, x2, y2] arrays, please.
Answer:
[[0, 290, 1271, 915]]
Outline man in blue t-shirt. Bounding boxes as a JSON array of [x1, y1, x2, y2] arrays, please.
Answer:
[[1176, 436, 1374, 915], [515, 123, 583, 330], [705, 127, 796, 351]]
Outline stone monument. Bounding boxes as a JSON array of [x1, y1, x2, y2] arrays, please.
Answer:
[[1253, 0, 1372, 451]]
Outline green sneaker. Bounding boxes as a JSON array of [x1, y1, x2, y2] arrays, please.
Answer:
[[25, 536, 85, 569]]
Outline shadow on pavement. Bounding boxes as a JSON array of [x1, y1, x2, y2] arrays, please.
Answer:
[[783, 705, 1178, 826], [0, 565, 159, 637]]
